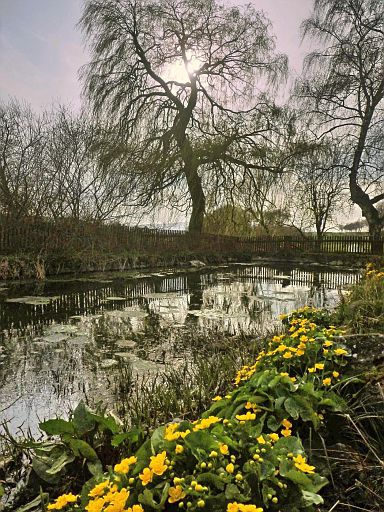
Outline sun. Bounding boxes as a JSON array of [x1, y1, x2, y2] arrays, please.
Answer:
[[165, 54, 204, 83]]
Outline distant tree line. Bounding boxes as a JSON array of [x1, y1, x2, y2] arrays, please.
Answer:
[[1, 0, 383, 239], [0, 101, 135, 223]]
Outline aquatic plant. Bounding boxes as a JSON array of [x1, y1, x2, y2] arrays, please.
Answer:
[[44, 307, 351, 511]]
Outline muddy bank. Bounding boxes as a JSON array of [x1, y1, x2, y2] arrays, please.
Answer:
[[0, 249, 372, 281]]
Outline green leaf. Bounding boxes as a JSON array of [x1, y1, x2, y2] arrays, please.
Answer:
[[197, 472, 225, 491], [46, 452, 75, 475], [151, 425, 166, 452], [0, 483, 4, 498], [279, 460, 327, 493], [184, 431, 218, 461], [301, 490, 324, 505], [87, 459, 103, 476], [225, 483, 241, 500], [132, 439, 151, 475], [138, 488, 165, 510], [284, 396, 319, 427], [16, 494, 48, 512], [32, 457, 61, 484], [90, 412, 121, 434], [68, 439, 99, 461], [72, 401, 96, 436], [259, 460, 276, 481], [111, 428, 142, 447], [266, 415, 280, 431], [39, 419, 75, 436]]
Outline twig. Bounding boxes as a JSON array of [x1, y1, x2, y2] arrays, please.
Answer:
[[328, 501, 340, 512], [355, 479, 384, 503], [345, 413, 384, 469]]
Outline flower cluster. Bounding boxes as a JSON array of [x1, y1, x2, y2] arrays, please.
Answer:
[[46, 307, 350, 512]]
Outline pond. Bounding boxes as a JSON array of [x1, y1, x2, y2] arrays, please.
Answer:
[[0, 262, 359, 436]]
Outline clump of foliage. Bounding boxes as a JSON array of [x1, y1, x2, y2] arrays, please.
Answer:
[[43, 308, 351, 512], [335, 261, 384, 332]]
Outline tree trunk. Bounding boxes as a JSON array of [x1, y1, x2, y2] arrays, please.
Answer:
[[349, 111, 383, 242], [185, 162, 205, 233]]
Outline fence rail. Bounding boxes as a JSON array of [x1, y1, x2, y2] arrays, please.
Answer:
[[0, 219, 382, 256]]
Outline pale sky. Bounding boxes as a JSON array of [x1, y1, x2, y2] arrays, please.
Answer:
[[0, 0, 313, 111]]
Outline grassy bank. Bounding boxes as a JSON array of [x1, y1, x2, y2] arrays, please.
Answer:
[[1, 263, 383, 511], [0, 249, 375, 281]]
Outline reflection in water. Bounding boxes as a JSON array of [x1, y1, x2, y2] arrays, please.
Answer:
[[0, 264, 359, 435]]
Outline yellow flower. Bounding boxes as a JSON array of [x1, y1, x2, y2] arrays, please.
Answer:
[[323, 377, 332, 386], [300, 335, 308, 342], [283, 351, 293, 359], [219, 443, 229, 455], [226, 463, 235, 473], [139, 467, 153, 485], [280, 372, 289, 377], [149, 451, 168, 475], [323, 340, 333, 347], [127, 506, 144, 512], [227, 503, 263, 512], [212, 395, 222, 401], [315, 363, 324, 370], [168, 485, 186, 503], [308, 367, 316, 373], [333, 371, 340, 378], [268, 433, 279, 442], [297, 349, 305, 356], [114, 456, 137, 474], [85, 498, 105, 512], [165, 423, 181, 441], [277, 344, 287, 352], [193, 416, 221, 431], [47, 494, 79, 510], [257, 435, 266, 444], [236, 411, 256, 421], [104, 488, 130, 512], [245, 401, 258, 410], [281, 428, 291, 437], [89, 480, 110, 498], [282, 418, 292, 429], [334, 348, 348, 356], [175, 444, 184, 454], [293, 454, 315, 474]]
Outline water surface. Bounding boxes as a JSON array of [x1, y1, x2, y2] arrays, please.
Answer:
[[0, 263, 359, 435]]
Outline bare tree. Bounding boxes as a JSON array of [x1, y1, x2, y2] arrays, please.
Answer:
[[80, 0, 287, 232], [0, 100, 51, 220], [286, 140, 350, 239], [46, 107, 133, 222], [299, 0, 384, 238]]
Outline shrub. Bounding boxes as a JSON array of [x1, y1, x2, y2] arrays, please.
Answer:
[[45, 307, 351, 512]]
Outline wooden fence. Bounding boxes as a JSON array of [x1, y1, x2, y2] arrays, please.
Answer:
[[0, 219, 382, 256]]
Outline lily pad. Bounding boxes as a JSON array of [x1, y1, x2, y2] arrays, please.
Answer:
[[100, 359, 119, 369], [43, 334, 70, 343], [47, 324, 79, 334], [142, 292, 180, 299], [116, 340, 137, 348], [5, 296, 59, 305], [105, 310, 148, 319]]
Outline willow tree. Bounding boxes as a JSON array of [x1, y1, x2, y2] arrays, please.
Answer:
[[80, 0, 286, 232], [299, 0, 384, 238]]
